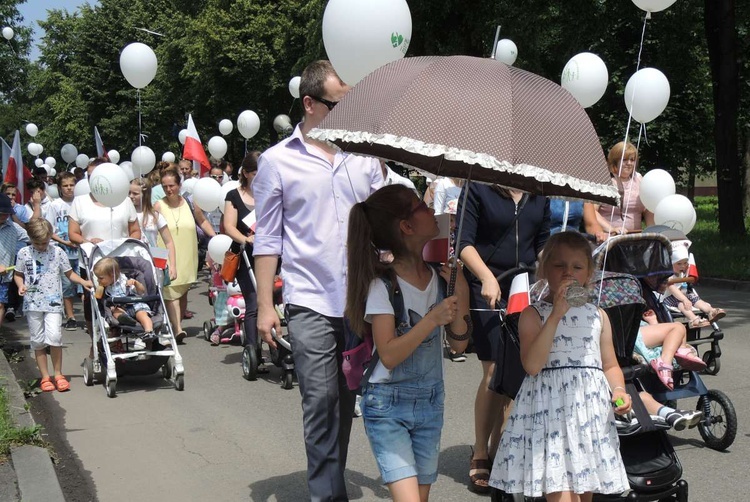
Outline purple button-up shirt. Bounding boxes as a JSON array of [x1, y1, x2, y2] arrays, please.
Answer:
[[252, 125, 383, 317]]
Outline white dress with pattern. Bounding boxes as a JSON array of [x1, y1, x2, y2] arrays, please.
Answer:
[[488, 301, 629, 497]]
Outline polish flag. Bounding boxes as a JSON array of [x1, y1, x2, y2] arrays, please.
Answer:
[[94, 126, 109, 160], [150, 246, 169, 270], [182, 114, 210, 177], [422, 213, 451, 263], [3, 131, 33, 203], [506, 272, 530, 314], [688, 253, 699, 281]]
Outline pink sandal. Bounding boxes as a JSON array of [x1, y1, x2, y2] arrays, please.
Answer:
[[674, 347, 707, 371], [650, 357, 674, 390]]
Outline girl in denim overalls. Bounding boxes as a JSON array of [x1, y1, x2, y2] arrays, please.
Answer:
[[346, 185, 471, 501]]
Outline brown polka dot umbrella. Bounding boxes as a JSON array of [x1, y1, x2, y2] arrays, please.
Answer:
[[309, 55, 619, 206]]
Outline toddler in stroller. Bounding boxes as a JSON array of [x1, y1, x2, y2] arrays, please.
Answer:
[[93, 257, 155, 350]]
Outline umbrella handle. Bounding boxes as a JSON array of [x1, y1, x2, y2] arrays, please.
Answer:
[[448, 263, 457, 297]]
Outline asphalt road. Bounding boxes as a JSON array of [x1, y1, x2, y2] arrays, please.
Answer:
[[4, 280, 749, 501]]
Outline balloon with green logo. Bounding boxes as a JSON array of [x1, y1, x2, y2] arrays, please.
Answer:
[[89, 163, 130, 208]]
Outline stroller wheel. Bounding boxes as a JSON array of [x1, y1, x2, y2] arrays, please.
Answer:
[[106, 378, 117, 398], [174, 373, 184, 391], [697, 389, 737, 451], [242, 345, 259, 381], [702, 351, 720, 375], [203, 321, 214, 341], [282, 370, 294, 390], [161, 362, 172, 380], [83, 357, 95, 386]]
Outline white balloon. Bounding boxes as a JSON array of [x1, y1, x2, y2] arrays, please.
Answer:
[[75, 153, 90, 169], [193, 178, 223, 212], [322, 0, 412, 85], [89, 163, 130, 208], [640, 169, 676, 212], [107, 149, 120, 164], [25, 123, 38, 137], [561, 52, 609, 108], [46, 184, 59, 199], [624, 67, 670, 123], [162, 151, 176, 163], [273, 115, 293, 135], [219, 181, 241, 212], [654, 194, 697, 234], [119, 42, 158, 89], [34, 158, 44, 168], [119, 161, 135, 181], [288, 76, 301, 99], [74, 179, 90, 197], [178, 129, 188, 144], [2, 27, 13, 41], [49, 168, 57, 177], [207, 234, 233, 264], [207, 136, 228, 159], [218, 119, 233, 136], [44, 156, 56, 168], [237, 110, 260, 139], [42, 164, 51, 175], [632, 0, 676, 13], [181, 177, 198, 195], [131, 146, 156, 175], [60, 144, 78, 164], [27, 143, 43, 156], [495, 39, 518, 66]]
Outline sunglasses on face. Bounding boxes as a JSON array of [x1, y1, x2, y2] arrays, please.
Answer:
[[209, 174, 223, 180], [308, 95, 339, 111]]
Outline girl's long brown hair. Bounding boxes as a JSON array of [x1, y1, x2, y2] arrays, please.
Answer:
[[345, 184, 416, 337]]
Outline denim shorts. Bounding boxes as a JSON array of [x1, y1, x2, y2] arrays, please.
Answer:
[[0, 282, 9, 304], [362, 381, 445, 485]]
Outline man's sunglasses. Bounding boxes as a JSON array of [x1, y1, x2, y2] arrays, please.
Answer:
[[308, 95, 339, 111]]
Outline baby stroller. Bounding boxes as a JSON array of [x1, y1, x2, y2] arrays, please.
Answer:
[[594, 233, 737, 451], [80, 239, 184, 397], [203, 277, 247, 345]]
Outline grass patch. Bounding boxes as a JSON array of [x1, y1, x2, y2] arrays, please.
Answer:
[[688, 196, 750, 281], [0, 384, 44, 458]]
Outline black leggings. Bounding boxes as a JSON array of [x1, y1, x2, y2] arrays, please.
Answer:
[[235, 250, 258, 348]]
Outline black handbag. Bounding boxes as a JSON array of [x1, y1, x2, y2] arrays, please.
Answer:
[[489, 311, 526, 399]]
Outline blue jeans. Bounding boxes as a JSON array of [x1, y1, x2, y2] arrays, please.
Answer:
[[362, 381, 445, 485]]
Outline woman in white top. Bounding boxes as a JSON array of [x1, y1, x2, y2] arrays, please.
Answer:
[[432, 177, 463, 216], [128, 179, 177, 282]]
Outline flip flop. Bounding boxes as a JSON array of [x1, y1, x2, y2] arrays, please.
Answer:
[[674, 347, 707, 371], [54, 375, 70, 392], [708, 308, 726, 323], [40, 377, 56, 392]]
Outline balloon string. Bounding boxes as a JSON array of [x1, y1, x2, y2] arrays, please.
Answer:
[[288, 98, 296, 116], [137, 89, 142, 147], [244, 139, 247, 157]]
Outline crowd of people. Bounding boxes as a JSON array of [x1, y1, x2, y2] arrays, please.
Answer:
[[2, 59, 723, 502]]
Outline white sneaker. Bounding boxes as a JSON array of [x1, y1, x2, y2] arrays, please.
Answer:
[[132, 338, 147, 351], [353, 395, 362, 418]]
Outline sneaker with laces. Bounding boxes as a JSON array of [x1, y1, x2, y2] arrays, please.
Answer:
[[64, 318, 77, 331], [142, 331, 156, 340], [132, 338, 147, 351], [665, 410, 702, 431], [449, 351, 466, 362], [4, 307, 15, 322]]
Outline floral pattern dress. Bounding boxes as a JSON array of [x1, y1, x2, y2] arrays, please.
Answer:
[[489, 301, 629, 497]]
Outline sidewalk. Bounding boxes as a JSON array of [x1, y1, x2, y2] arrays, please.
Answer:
[[0, 338, 65, 502]]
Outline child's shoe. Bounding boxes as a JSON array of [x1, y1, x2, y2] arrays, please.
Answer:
[[673, 346, 707, 371], [665, 409, 703, 431], [650, 357, 674, 390], [142, 331, 156, 340], [4, 307, 15, 322], [132, 337, 147, 351]]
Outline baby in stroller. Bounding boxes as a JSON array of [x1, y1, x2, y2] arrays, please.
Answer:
[[93, 257, 155, 350]]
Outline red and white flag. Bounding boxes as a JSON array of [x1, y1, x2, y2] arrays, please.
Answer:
[[94, 126, 109, 160], [150, 246, 169, 270], [3, 130, 33, 203], [506, 272, 530, 315], [422, 213, 451, 263], [688, 253, 699, 280], [182, 114, 210, 177]]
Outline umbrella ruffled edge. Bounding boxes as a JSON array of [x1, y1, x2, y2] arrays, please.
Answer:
[[308, 127, 621, 203]]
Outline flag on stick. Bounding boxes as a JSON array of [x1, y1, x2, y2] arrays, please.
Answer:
[[506, 272, 530, 315], [688, 253, 699, 281], [94, 126, 109, 160], [3, 130, 33, 203], [182, 114, 210, 177], [1, 136, 10, 178], [422, 213, 451, 263]]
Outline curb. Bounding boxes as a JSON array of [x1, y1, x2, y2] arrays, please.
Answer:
[[0, 352, 66, 502], [697, 277, 750, 292]]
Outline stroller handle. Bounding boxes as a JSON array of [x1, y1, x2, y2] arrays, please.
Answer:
[[106, 295, 161, 305], [271, 327, 292, 351]]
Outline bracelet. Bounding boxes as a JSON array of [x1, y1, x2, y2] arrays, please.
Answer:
[[445, 315, 473, 341], [612, 386, 626, 393]]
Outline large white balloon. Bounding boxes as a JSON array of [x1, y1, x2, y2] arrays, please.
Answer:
[[27, 143, 43, 156], [162, 151, 176, 163], [207, 234, 233, 264], [561, 52, 609, 108], [89, 162, 130, 208], [640, 169, 676, 212], [218, 181, 241, 212], [207, 136, 228, 159], [60, 144, 78, 164], [34, 158, 44, 168], [218, 119, 233, 136], [178, 129, 188, 144], [119, 42, 158, 89], [74, 179, 90, 197], [192, 177, 223, 212], [46, 184, 59, 199], [107, 149, 120, 163], [181, 177, 198, 195], [632, 0, 676, 13], [2, 27, 13, 40], [44, 156, 56, 169], [131, 146, 156, 175], [654, 194, 697, 234], [119, 161, 135, 181], [624, 67, 670, 123], [322, 0, 412, 86], [75, 153, 90, 169], [237, 110, 260, 139], [25, 123, 38, 137], [273, 115, 293, 135], [495, 39, 518, 66], [288, 76, 301, 99]]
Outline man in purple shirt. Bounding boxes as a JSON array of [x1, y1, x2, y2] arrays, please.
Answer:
[[253, 60, 383, 501]]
